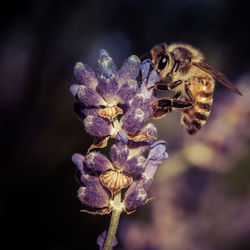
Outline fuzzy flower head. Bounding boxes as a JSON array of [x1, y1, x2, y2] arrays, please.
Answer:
[[70, 51, 160, 150], [72, 129, 167, 214], [70, 50, 167, 214]]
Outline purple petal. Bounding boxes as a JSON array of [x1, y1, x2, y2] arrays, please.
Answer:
[[122, 96, 153, 134], [142, 140, 168, 182], [124, 179, 148, 212], [147, 69, 161, 88], [85, 151, 112, 172], [110, 144, 129, 167], [115, 130, 128, 145], [97, 76, 119, 101], [69, 84, 80, 97], [74, 62, 98, 89], [97, 49, 117, 78], [147, 140, 168, 166], [97, 50, 119, 98], [84, 114, 112, 137], [140, 59, 160, 89], [140, 59, 151, 83], [72, 153, 85, 170], [77, 178, 110, 208], [97, 231, 118, 250], [76, 85, 106, 107], [124, 156, 146, 175], [118, 55, 140, 85], [117, 79, 138, 103]]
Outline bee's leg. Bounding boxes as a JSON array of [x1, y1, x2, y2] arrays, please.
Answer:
[[152, 97, 192, 119], [169, 79, 182, 89], [185, 84, 195, 103], [156, 98, 193, 109], [173, 91, 181, 99], [150, 80, 182, 91]]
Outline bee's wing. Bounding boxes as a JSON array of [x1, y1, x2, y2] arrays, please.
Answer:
[[193, 61, 242, 96]]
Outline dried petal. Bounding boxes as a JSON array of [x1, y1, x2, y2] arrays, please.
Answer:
[[88, 136, 110, 153], [128, 131, 157, 142], [100, 170, 133, 195], [80, 207, 111, 215], [99, 106, 123, 121]]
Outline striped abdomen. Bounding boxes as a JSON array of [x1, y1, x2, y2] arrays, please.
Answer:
[[181, 76, 214, 134]]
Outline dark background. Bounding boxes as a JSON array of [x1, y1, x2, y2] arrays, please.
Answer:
[[1, 0, 250, 249]]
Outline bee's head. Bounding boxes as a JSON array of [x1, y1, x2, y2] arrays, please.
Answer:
[[150, 43, 175, 79]]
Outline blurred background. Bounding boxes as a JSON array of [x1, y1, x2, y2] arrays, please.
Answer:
[[1, 0, 250, 249]]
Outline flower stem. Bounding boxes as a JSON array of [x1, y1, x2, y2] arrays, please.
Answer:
[[103, 191, 122, 250]]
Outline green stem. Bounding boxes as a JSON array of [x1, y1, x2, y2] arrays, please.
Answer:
[[103, 191, 122, 250]]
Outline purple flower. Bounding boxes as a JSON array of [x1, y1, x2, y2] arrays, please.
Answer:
[[124, 140, 168, 213], [72, 153, 111, 214], [70, 50, 141, 139], [70, 51, 161, 148], [121, 60, 160, 135], [70, 50, 168, 217]]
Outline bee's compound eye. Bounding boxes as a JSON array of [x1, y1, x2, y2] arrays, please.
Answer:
[[158, 55, 169, 70]]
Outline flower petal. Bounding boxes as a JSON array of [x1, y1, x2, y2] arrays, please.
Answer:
[[74, 62, 98, 89], [77, 178, 110, 208], [124, 155, 146, 175], [123, 179, 148, 213], [85, 151, 113, 172], [84, 114, 112, 137], [117, 79, 138, 104], [122, 95, 153, 135], [110, 143, 129, 167], [76, 85, 106, 107], [97, 49, 119, 100], [118, 55, 140, 86], [100, 170, 133, 195]]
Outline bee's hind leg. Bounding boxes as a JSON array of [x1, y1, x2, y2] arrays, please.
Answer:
[[152, 95, 193, 119]]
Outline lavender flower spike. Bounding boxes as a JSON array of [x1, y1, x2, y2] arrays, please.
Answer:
[[70, 49, 168, 250]]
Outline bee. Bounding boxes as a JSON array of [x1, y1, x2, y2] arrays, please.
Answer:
[[148, 42, 242, 134]]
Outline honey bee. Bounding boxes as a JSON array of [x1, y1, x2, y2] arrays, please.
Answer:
[[148, 42, 242, 134]]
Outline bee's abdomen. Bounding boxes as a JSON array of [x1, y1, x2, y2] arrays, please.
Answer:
[[181, 79, 214, 134]]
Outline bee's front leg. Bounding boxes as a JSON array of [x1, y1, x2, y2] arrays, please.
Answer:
[[149, 80, 182, 91]]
